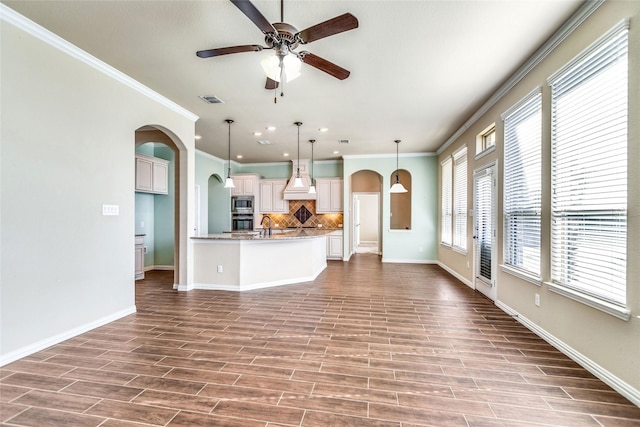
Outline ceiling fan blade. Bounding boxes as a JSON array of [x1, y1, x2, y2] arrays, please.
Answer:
[[298, 13, 358, 44], [265, 77, 279, 90], [230, 0, 278, 35], [300, 52, 350, 80], [196, 45, 263, 58]]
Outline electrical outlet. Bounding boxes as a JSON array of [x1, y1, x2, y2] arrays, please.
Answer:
[[217, 265, 223, 273], [466, 261, 470, 269], [535, 293, 540, 307]]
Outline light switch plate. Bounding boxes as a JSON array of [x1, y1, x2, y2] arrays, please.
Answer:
[[102, 204, 119, 216]]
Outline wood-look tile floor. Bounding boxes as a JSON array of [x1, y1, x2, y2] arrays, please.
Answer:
[[2, 254, 639, 426]]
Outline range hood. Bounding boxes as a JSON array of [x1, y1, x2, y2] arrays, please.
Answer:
[[283, 159, 316, 200]]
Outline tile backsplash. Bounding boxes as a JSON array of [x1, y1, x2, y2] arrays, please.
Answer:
[[262, 200, 343, 229]]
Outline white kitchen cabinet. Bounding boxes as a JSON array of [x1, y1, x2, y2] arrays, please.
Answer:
[[259, 179, 287, 213], [316, 178, 343, 213], [327, 230, 343, 259], [231, 174, 259, 196], [135, 235, 145, 280], [135, 154, 169, 195]]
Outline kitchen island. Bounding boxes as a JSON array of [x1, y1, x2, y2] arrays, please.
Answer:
[[191, 229, 331, 291]]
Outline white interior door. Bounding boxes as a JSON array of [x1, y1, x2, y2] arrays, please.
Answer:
[[473, 163, 497, 301]]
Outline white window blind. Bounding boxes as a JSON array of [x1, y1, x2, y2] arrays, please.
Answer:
[[502, 90, 542, 277], [441, 158, 453, 245], [548, 22, 628, 306], [453, 148, 467, 252]]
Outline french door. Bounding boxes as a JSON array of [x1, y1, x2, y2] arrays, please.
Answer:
[[473, 162, 497, 301]]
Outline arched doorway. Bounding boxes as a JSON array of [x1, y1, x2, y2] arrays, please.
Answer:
[[135, 126, 185, 288], [350, 170, 382, 258]]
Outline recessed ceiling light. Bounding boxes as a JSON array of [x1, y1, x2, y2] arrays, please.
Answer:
[[333, 151, 340, 154], [266, 126, 276, 131], [236, 155, 243, 159], [253, 131, 262, 136], [194, 135, 202, 140], [319, 128, 329, 132], [283, 152, 289, 157]]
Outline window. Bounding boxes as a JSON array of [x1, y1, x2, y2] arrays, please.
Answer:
[[452, 147, 467, 252], [476, 125, 496, 156], [502, 89, 542, 278], [548, 22, 628, 308], [441, 158, 452, 245]]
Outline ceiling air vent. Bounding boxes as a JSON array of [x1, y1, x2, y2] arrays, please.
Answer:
[[338, 139, 350, 144], [257, 140, 272, 145], [199, 95, 224, 104]]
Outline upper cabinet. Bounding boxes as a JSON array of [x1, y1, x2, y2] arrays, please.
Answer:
[[135, 154, 168, 195], [316, 178, 343, 213], [231, 174, 259, 196], [259, 179, 287, 213]]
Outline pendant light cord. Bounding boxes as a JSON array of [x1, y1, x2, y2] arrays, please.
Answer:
[[226, 119, 234, 178], [294, 122, 302, 178]]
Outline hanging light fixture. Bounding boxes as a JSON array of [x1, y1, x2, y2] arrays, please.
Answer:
[[390, 139, 407, 193], [308, 139, 316, 194], [223, 119, 235, 189], [293, 122, 303, 187], [261, 52, 302, 83]]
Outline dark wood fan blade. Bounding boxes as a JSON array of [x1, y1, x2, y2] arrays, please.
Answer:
[[298, 13, 358, 44], [230, 0, 277, 35], [196, 45, 263, 58], [300, 52, 350, 80], [265, 77, 279, 90]]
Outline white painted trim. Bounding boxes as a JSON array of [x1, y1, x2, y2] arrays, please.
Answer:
[[0, 4, 198, 122], [436, 0, 605, 155], [195, 149, 224, 163], [496, 300, 640, 407], [342, 152, 436, 160], [0, 306, 137, 367], [545, 282, 631, 321], [437, 261, 474, 289], [381, 258, 437, 265]]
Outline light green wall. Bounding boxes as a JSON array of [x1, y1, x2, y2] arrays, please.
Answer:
[[195, 150, 229, 234], [343, 155, 438, 263], [235, 160, 342, 179]]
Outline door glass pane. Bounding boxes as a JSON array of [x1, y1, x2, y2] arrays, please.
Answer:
[[476, 173, 493, 282]]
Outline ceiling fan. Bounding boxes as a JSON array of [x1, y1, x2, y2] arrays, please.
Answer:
[[196, 0, 358, 91]]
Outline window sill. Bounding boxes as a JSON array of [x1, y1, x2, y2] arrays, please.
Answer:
[[475, 145, 496, 161], [452, 246, 467, 256], [545, 282, 631, 321], [500, 264, 542, 286]]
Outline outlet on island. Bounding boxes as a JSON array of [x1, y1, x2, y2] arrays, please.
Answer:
[[217, 265, 223, 273]]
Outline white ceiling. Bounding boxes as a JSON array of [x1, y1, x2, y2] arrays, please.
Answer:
[[4, 0, 583, 163]]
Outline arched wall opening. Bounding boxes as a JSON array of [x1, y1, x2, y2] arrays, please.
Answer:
[[135, 126, 186, 287], [350, 170, 383, 257]]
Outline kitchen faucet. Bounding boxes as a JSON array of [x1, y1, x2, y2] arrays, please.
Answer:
[[260, 215, 272, 237]]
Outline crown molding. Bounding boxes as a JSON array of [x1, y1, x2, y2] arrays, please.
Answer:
[[0, 4, 198, 123], [436, 0, 605, 155], [342, 152, 436, 160]]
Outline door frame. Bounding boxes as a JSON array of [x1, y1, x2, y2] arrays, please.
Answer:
[[473, 160, 498, 301], [352, 192, 381, 256]]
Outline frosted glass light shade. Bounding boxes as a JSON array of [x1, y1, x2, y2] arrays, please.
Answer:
[[224, 177, 235, 188], [390, 181, 407, 193], [293, 176, 304, 188], [308, 184, 317, 194], [261, 54, 302, 83]]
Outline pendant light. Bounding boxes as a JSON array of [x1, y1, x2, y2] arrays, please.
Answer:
[[293, 122, 303, 187], [390, 139, 408, 193], [308, 139, 317, 194], [223, 119, 235, 188]]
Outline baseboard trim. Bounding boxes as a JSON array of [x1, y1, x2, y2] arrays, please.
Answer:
[[437, 261, 474, 289], [144, 265, 174, 272], [496, 300, 640, 407], [381, 258, 437, 265], [0, 305, 137, 367]]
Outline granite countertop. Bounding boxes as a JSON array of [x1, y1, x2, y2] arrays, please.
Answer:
[[192, 228, 337, 241]]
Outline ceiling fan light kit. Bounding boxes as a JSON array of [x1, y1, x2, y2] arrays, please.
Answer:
[[196, 0, 358, 99]]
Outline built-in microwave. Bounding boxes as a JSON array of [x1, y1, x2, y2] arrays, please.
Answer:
[[232, 214, 254, 231], [231, 196, 254, 214]]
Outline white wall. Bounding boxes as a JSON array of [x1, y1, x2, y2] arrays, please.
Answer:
[[0, 7, 196, 363]]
